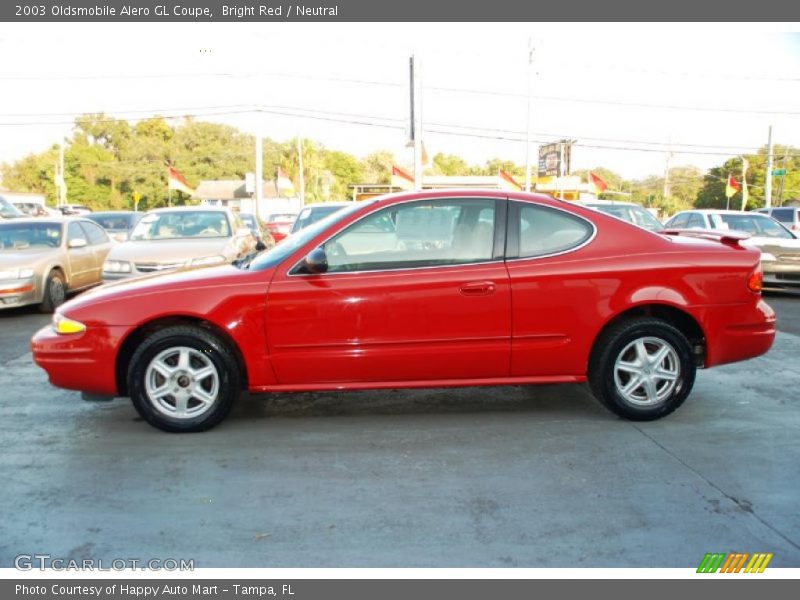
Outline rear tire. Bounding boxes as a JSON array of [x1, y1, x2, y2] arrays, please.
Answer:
[[588, 317, 696, 421], [127, 325, 241, 432], [39, 270, 66, 313]]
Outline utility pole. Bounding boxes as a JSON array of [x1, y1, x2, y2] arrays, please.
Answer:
[[764, 125, 774, 208], [255, 132, 263, 221], [57, 141, 66, 207], [409, 55, 423, 191], [662, 142, 673, 202], [297, 136, 306, 207], [524, 38, 535, 193]]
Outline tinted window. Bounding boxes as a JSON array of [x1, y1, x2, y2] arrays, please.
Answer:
[[667, 213, 690, 228], [687, 213, 706, 229], [0, 222, 62, 250], [292, 205, 347, 232], [318, 198, 496, 273], [518, 204, 593, 258], [130, 211, 231, 240], [67, 222, 86, 243], [712, 214, 794, 239], [79, 221, 110, 245], [88, 214, 133, 231], [772, 208, 796, 223]]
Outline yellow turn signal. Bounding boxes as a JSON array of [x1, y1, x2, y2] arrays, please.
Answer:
[[53, 314, 87, 335]]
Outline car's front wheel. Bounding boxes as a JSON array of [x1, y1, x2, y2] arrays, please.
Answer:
[[128, 325, 241, 432], [588, 317, 696, 421], [39, 269, 66, 313]]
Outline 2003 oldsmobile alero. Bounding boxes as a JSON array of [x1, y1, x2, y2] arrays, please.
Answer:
[[31, 191, 776, 432]]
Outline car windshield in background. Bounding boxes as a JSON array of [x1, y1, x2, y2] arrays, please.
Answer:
[[267, 213, 297, 221], [711, 214, 794, 239], [592, 204, 663, 231], [0, 222, 62, 250], [88, 214, 132, 231], [130, 211, 231, 241], [239, 214, 257, 227], [292, 206, 346, 232], [249, 202, 368, 271]]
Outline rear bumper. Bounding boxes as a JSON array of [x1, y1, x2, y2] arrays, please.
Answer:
[[31, 324, 124, 396], [702, 298, 776, 368]]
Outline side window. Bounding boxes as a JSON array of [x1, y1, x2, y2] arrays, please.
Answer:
[[667, 213, 689, 229], [318, 198, 496, 273], [79, 221, 109, 245], [686, 213, 705, 229], [517, 204, 593, 258], [67, 222, 86, 243]]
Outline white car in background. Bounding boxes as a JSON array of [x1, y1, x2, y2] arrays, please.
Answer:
[[664, 209, 800, 289]]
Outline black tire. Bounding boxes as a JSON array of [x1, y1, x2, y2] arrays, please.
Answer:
[[127, 325, 241, 432], [39, 269, 66, 313], [588, 317, 696, 421]]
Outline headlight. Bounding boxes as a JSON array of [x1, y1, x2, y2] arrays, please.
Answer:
[[188, 255, 226, 267], [53, 313, 86, 335], [103, 260, 132, 273], [760, 252, 777, 262], [0, 269, 35, 280]]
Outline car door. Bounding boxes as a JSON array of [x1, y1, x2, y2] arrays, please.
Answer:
[[78, 221, 113, 284], [266, 197, 512, 384], [65, 221, 95, 290], [504, 201, 598, 378]]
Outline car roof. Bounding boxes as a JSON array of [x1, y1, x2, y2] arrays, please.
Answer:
[[147, 206, 231, 214], [89, 210, 137, 215], [0, 216, 92, 225]]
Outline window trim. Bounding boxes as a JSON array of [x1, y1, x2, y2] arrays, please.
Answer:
[[287, 197, 507, 277], [505, 200, 597, 261]]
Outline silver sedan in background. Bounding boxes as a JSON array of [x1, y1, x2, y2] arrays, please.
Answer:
[[0, 217, 112, 311], [102, 206, 258, 280]]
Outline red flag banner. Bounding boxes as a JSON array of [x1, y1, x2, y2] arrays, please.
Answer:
[[391, 165, 415, 190], [167, 167, 194, 195], [590, 171, 608, 193], [499, 169, 522, 191]]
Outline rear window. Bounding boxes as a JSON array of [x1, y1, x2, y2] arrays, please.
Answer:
[[88, 214, 132, 231], [771, 208, 796, 223], [712, 214, 794, 239], [292, 206, 347, 232]]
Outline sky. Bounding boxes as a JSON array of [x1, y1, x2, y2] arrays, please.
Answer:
[[0, 22, 798, 182]]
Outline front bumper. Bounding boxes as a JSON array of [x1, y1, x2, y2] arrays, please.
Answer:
[[0, 278, 39, 310], [31, 324, 127, 396]]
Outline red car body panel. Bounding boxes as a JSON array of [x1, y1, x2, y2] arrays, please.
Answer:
[[31, 190, 776, 398]]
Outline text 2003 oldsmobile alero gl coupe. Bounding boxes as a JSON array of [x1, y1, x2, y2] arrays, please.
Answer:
[[32, 191, 776, 432]]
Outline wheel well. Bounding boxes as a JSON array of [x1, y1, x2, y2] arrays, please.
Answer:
[[595, 304, 706, 367], [115, 316, 248, 396]]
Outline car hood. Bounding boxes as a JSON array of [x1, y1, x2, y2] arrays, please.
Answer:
[[106, 238, 231, 263], [0, 248, 58, 270]]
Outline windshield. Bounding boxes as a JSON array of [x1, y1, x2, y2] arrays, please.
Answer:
[[0, 198, 23, 219], [291, 205, 348, 233], [88, 214, 132, 231], [712, 214, 795, 239], [591, 204, 663, 231], [130, 211, 231, 241], [0, 222, 62, 250], [248, 202, 369, 271]]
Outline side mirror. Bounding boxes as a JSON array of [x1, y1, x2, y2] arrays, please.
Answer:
[[302, 247, 328, 274], [68, 238, 87, 249]]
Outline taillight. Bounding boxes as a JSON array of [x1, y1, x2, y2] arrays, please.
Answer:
[[747, 265, 763, 293]]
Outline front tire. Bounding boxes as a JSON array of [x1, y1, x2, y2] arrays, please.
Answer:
[[39, 269, 66, 313], [128, 325, 241, 432], [588, 317, 696, 421]]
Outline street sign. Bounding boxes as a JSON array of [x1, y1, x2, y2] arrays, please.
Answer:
[[772, 168, 787, 176]]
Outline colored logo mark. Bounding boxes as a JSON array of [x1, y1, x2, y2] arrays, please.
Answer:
[[697, 552, 773, 573]]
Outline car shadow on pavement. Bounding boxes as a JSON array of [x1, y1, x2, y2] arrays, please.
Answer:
[[232, 383, 610, 422]]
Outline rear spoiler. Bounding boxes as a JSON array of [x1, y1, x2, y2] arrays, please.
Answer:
[[660, 228, 751, 247]]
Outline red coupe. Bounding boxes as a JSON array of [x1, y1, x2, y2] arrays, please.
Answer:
[[31, 191, 776, 432]]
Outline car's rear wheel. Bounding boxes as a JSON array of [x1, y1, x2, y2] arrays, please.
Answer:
[[39, 269, 66, 313], [128, 325, 240, 432], [588, 317, 696, 421]]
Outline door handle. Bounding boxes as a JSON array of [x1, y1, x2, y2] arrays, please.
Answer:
[[459, 281, 496, 296]]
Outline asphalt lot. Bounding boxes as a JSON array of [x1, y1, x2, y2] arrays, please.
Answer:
[[0, 291, 799, 568]]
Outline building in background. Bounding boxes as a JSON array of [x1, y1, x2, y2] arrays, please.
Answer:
[[194, 179, 302, 218]]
